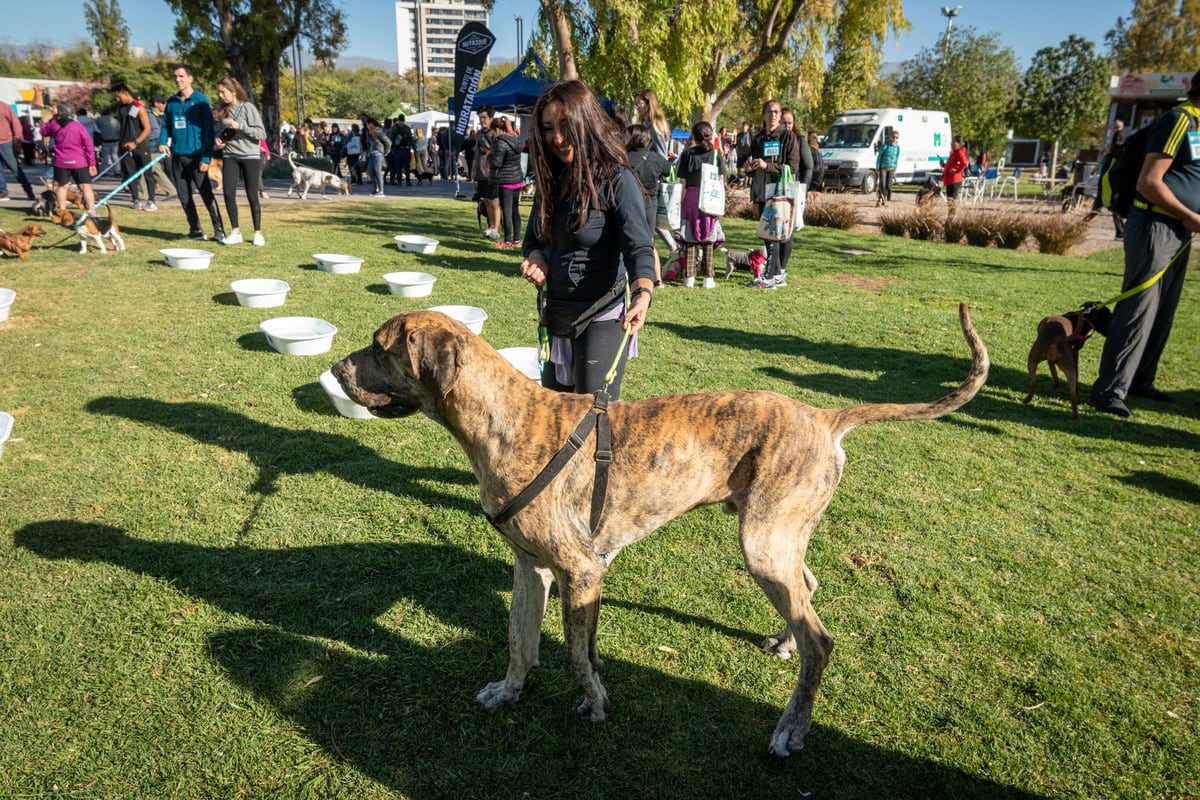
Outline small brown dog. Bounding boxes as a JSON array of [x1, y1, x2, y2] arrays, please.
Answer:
[[50, 207, 126, 254], [0, 224, 47, 258], [208, 158, 224, 193], [1023, 302, 1113, 418]]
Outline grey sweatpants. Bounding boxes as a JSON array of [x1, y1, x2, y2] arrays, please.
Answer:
[[1090, 210, 1191, 402]]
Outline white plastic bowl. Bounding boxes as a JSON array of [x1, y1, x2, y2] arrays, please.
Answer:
[[0, 411, 12, 462], [259, 316, 338, 356], [160, 248, 214, 270], [428, 305, 487, 334], [319, 369, 375, 419], [382, 271, 436, 297], [313, 253, 364, 274], [0, 288, 14, 323], [394, 235, 439, 255], [230, 278, 290, 308], [498, 347, 542, 381]]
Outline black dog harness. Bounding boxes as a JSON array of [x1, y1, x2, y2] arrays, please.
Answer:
[[486, 391, 612, 536]]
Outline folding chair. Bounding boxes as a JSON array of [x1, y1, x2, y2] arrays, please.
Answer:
[[996, 167, 1023, 200]]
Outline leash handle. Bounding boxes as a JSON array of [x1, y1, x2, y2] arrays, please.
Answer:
[[1100, 235, 1193, 309]]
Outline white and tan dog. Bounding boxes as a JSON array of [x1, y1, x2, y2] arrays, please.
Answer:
[[287, 152, 343, 200], [332, 305, 989, 757], [51, 207, 125, 254]]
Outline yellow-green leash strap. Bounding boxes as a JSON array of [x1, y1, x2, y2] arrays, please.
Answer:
[[1100, 236, 1193, 309]]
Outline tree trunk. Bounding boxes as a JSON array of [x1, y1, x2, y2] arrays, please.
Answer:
[[261, 59, 281, 152], [541, 0, 577, 80]]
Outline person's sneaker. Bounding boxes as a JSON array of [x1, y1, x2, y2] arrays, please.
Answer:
[[1130, 386, 1173, 403], [187, 230, 207, 241], [748, 275, 774, 289], [133, 201, 144, 211], [252, 232, 265, 246], [772, 272, 788, 287], [484, 228, 501, 240], [1089, 395, 1132, 418], [702, 277, 716, 289], [683, 276, 695, 288], [143, 202, 158, 212], [0, 194, 10, 202], [371, 191, 384, 197], [222, 230, 243, 245], [213, 229, 226, 244]]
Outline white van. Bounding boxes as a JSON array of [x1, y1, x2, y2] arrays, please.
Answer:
[[820, 108, 952, 193]]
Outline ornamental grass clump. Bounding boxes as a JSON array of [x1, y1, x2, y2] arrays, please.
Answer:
[[1031, 213, 1091, 255], [804, 200, 861, 230]]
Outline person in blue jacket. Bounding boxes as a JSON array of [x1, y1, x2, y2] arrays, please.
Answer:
[[158, 63, 225, 242], [875, 129, 900, 206]]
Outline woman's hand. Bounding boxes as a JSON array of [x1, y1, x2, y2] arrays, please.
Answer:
[[227, 119, 240, 130], [520, 250, 548, 287], [623, 284, 652, 334]]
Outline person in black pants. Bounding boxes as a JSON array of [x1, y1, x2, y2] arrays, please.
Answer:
[[157, 63, 225, 242], [488, 116, 524, 247], [213, 76, 267, 246], [518, 80, 656, 399]]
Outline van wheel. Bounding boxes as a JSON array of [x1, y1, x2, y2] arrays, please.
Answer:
[[861, 171, 877, 194]]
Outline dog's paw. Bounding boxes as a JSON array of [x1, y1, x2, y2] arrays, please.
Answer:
[[476, 680, 521, 709], [572, 691, 611, 723], [761, 630, 796, 659]]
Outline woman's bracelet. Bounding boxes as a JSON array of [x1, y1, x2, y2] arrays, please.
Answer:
[[630, 286, 652, 307]]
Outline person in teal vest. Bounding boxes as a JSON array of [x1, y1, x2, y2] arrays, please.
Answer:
[[876, 129, 900, 206]]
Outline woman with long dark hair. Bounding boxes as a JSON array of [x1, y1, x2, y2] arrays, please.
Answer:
[[677, 120, 726, 288], [519, 80, 656, 399], [213, 76, 267, 246], [488, 115, 524, 247]]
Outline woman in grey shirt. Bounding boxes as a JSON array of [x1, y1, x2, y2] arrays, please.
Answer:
[[214, 76, 267, 246]]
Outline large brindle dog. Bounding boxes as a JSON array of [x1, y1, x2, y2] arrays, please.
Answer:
[[331, 305, 989, 757]]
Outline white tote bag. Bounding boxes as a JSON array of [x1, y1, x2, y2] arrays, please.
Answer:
[[698, 151, 726, 216], [656, 166, 682, 230], [765, 168, 806, 233]]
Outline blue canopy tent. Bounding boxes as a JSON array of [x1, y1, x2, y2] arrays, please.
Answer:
[[448, 51, 554, 115]]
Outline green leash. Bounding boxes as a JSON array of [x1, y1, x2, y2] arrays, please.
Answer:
[[535, 285, 633, 393], [1100, 236, 1193, 309]]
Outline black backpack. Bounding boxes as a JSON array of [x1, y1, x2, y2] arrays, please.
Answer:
[[1100, 108, 1198, 217]]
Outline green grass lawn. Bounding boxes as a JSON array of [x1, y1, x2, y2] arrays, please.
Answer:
[[1, 197, 1197, 799]]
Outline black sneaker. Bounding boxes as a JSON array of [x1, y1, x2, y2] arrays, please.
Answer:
[[1089, 395, 1132, 418], [187, 230, 207, 241], [213, 229, 226, 244], [1130, 386, 1173, 403]]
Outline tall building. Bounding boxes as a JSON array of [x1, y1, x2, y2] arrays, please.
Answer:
[[395, 0, 489, 78]]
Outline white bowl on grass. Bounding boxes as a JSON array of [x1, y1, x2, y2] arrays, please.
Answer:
[[394, 235, 439, 255], [160, 248, 214, 270], [313, 253, 364, 274], [382, 271, 436, 297], [230, 278, 290, 308], [0, 288, 14, 323], [0, 411, 13, 462], [319, 369, 375, 419], [498, 347, 542, 381], [259, 317, 337, 356], [428, 305, 487, 334]]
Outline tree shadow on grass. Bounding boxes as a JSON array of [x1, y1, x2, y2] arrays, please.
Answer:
[[85, 396, 476, 513], [15, 519, 1048, 800]]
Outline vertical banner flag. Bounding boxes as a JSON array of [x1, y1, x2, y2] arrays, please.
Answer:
[[453, 22, 496, 136]]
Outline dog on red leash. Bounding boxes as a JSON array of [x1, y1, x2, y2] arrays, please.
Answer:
[[0, 224, 47, 258], [1023, 302, 1112, 418], [50, 206, 126, 254]]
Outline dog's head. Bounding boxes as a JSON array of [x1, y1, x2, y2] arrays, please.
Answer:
[[331, 311, 468, 418], [21, 224, 47, 240], [49, 207, 75, 227], [324, 174, 342, 189], [1078, 301, 1113, 336]]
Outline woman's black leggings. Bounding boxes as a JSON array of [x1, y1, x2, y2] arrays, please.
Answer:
[[221, 157, 263, 231], [540, 316, 630, 400], [499, 185, 522, 243]]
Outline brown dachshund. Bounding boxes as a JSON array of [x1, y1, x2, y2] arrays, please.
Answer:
[[1023, 302, 1112, 418], [0, 224, 47, 258]]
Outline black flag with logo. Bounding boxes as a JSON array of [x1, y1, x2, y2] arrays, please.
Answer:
[[452, 22, 496, 136]]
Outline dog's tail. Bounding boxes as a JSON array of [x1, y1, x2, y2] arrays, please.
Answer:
[[825, 304, 989, 436], [288, 151, 296, 168]]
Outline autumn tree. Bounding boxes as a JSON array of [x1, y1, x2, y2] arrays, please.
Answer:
[[85, 0, 131, 65], [1106, 0, 1200, 73], [815, 0, 907, 127], [167, 0, 347, 145], [893, 26, 1020, 156]]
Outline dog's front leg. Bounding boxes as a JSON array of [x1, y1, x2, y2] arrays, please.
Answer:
[[560, 566, 610, 722], [477, 550, 553, 709]]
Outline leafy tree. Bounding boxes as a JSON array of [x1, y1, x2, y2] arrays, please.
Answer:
[[1106, 0, 1200, 73], [815, 0, 907, 127], [84, 0, 131, 65], [167, 0, 348, 146], [893, 26, 1020, 157], [1012, 36, 1110, 156]]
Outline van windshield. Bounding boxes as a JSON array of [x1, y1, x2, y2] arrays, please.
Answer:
[[823, 123, 878, 149]]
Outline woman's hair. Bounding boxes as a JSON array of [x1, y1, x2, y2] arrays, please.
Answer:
[[331, 123, 340, 134], [216, 76, 249, 117], [624, 124, 651, 152], [635, 88, 669, 139], [691, 121, 714, 152], [529, 80, 628, 238], [489, 115, 509, 133]]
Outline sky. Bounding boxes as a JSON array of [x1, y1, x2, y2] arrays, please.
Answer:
[[2, 0, 1135, 72]]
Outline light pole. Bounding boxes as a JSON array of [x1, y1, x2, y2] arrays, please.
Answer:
[[940, 6, 961, 62], [514, 15, 524, 61]]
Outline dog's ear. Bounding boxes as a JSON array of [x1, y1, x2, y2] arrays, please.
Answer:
[[405, 326, 462, 397]]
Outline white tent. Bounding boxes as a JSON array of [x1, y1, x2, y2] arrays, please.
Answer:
[[404, 110, 452, 136]]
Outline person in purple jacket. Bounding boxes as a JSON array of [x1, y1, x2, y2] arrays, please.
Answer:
[[41, 109, 98, 217]]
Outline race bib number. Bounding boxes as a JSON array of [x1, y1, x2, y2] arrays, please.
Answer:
[[174, 118, 186, 130], [762, 140, 781, 159], [127, 105, 139, 118], [1189, 130, 1200, 160]]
